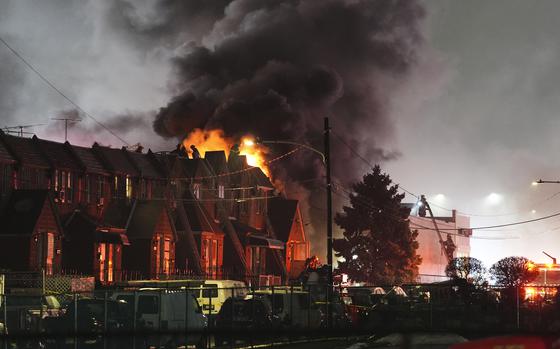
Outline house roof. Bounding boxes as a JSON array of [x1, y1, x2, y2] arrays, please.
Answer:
[[267, 197, 298, 242], [0, 190, 58, 236], [93, 144, 139, 176], [251, 167, 274, 189], [125, 151, 163, 179], [64, 210, 129, 245], [151, 153, 175, 177], [204, 151, 228, 175], [180, 193, 222, 233], [70, 145, 109, 175], [126, 200, 169, 239], [0, 134, 50, 168], [35, 138, 82, 171], [64, 210, 97, 240], [102, 199, 133, 228], [0, 134, 16, 164], [230, 219, 264, 237]]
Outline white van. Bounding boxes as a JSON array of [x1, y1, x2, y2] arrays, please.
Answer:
[[251, 288, 322, 329], [110, 289, 207, 347], [197, 280, 248, 316]]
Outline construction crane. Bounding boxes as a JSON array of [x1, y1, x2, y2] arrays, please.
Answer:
[[419, 194, 456, 263], [2, 124, 45, 137], [543, 251, 557, 265]]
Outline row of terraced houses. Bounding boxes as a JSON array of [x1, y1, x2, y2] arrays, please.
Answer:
[[0, 131, 310, 286]]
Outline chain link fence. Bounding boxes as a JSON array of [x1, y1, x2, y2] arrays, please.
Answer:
[[0, 283, 559, 348]]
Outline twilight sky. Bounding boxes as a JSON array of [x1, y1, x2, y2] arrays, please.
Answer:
[[1, 0, 560, 267]]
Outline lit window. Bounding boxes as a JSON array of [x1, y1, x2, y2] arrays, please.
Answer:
[[193, 183, 200, 199], [126, 176, 133, 199], [218, 185, 225, 199]]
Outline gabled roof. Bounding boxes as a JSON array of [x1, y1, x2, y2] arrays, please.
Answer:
[[70, 145, 110, 175], [204, 151, 228, 175], [180, 192, 222, 233], [251, 167, 274, 189], [126, 200, 172, 239], [35, 138, 82, 171], [92, 143, 139, 176], [63, 210, 97, 240], [102, 199, 134, 228], [180, 158, 213, 180], [151, 153, 175, 177], [64, 210, 129, 245], [0, 134, 50, 168], [0, 190, 60, 236], [124, 151, 164, 179], [267, 197, 299, 242], [0, 133, 16, 164]]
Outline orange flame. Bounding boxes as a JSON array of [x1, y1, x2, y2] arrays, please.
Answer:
[[182, 129, 270, 176]]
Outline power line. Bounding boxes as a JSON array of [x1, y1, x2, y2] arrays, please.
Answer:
[[328, 177, 555, 238], [331, 130, 418, 199], [168, 146, 302, 181], [331, 130, 560, 220], [0, 36, 130, 146], [329, 185, 516, 240]]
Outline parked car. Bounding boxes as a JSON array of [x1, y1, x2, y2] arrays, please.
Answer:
[[251, 289, 322, 329], [1, 294, 61, 333], [196, 280, 248, 317], [214, 297, 275, 346], [42, 298, 129, 348], [110, 288, 208, 348]]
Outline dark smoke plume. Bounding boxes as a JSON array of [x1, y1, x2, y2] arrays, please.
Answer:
[[119, 0, 426, 256]]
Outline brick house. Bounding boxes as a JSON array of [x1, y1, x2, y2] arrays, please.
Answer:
[[121, 200, 177, 279], [68, 144, 112, 218], [0, 134, 17, 200], [0, 134, 310, 286], [267, 198, 310, 280], [92, 143, 140, 202], [0, 190, 63, 274], [63, 208, 129, 284], [33, 138, 83, 216], [0, 133, 51, 192]]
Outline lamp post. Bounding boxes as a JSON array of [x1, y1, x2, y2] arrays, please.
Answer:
[[257, 117, 334, 327], [532, 179, 560, 185]]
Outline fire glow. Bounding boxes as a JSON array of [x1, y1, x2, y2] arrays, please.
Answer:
[[182, 129, 270, 176]]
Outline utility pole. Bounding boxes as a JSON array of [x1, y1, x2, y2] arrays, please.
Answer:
[[51, 118, 81, 142], [324, 116, 333, 328]]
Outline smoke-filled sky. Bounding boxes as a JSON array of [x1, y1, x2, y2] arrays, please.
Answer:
[[1, 0, 560, 267]]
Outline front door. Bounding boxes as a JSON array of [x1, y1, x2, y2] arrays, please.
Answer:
[[35, 232, 55, 274], [98, 243, 115, 283]]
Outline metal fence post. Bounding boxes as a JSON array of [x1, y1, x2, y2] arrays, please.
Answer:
[[2, 295, 5, 349], [104, 291, 108, 334], [290, 285, 294, 329], [73, 293, 78, 334], [185, 288, 189, 335], [516, 286, 520, 329], [307, 289, 311, 331], [133, 291, 137, 333]]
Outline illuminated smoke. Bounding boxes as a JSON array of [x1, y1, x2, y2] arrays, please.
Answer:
[[113, 0, 427, 257]]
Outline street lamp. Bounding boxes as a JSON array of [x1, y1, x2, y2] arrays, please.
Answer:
[[532, 179, 560, 185], [256, 117, 334, 327]]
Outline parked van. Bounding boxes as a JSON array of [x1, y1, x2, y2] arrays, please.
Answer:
[[109, 289, 207, 347], [251, 288, 322, 329], [197, 280, 248, 316]]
